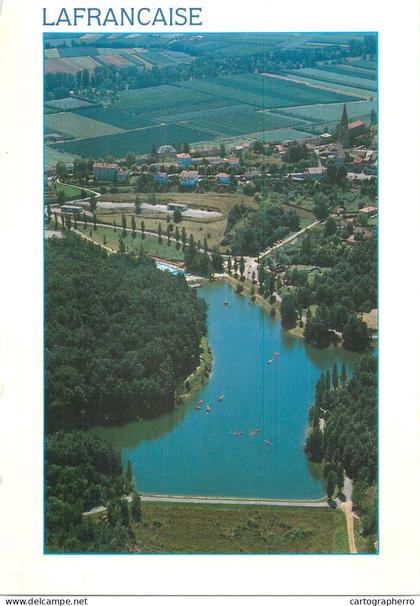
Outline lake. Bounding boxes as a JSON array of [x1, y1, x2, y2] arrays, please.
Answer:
[[93, 281, 357, 499]]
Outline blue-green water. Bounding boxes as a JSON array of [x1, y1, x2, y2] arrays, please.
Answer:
[[94, 282, 357, 499]]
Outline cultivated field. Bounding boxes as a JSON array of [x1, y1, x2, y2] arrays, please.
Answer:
[[277, 99, 377, 123], [73, 106, 160, 130], [113, 84, 238, 116], [290, 68, 377, 92], [318, 63, 377, 81], [175, 73, 361, 108], [46, 97, 96, 111], [45, 36, 377, 162], [46, 112, 124, 139], [57, 124, 215, 157], [181, 108, 307, 137], [45, 146, 81, 168]]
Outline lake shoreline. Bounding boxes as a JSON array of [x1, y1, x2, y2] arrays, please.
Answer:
[[177, 336, 213, 402]]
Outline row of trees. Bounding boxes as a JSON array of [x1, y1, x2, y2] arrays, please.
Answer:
[[305, 356, 378, 550], [184, 234, 224, 276]]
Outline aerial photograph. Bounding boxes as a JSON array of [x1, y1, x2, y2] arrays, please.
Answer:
[[44, 32, 378, 554]]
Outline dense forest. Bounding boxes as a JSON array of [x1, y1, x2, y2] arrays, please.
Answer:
[[45, 234, 207, 432], [46, 431, 134, 552], [305, 355, 378, 550]]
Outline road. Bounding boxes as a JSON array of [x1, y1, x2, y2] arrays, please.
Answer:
[[259, 219, 322, 260], [83, 493, 328, 516], [243, 218, 323, 282]]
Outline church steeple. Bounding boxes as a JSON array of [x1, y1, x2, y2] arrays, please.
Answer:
[[336, 104, 350, 148], [341, 104, 349, 127]]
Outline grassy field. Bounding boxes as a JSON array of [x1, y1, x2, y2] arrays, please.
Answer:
[[87, 225, 185, 261], [95, 191, 258, 250], [129, 501, 349, 553], [45, 182, 86, 203]]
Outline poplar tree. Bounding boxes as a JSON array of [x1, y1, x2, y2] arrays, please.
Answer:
[[332, 363, 339, 390], [233, 258, 238, 277], [158, 222, 162, 244], [131, 492, 142, 522], [239, 256, 245, 280], [336, 464, 344, 494], [326, 471, 337, 500], [341, 362, 347, 385]]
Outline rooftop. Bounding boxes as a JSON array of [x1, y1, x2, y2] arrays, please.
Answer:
[[158, 145, 176, 154], [93, 162, 118, 169]]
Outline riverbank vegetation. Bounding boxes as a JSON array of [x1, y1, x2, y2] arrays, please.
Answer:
[[177, 337, 213, 399], [46, 234, 207, 432], [305, 355, 377, 551]]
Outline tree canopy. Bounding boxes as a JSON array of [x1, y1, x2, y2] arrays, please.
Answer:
[[46, 234, 207, 432]]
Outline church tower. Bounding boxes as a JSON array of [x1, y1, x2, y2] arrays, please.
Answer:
[[336, 104, 350, 148]]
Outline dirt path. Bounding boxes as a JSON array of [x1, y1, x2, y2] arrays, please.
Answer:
[[341, 500, 357, 553], [83, 493, 328, 516]]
